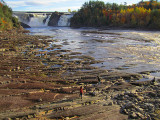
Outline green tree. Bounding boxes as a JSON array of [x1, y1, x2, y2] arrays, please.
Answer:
[[68, 9, 71, 12]]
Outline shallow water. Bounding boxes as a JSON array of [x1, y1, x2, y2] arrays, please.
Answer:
[[27, 27, 160, 78]]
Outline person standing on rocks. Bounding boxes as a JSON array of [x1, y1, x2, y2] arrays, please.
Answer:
[[97, 76, 101, 85], [80, 86, 83, 99]]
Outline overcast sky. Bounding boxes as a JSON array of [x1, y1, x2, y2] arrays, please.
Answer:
[[5, 0, 147, 12]]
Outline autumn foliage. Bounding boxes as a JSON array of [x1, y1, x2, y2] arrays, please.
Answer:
[[70, 0, 160, 29], [0, 1, 20, 30]]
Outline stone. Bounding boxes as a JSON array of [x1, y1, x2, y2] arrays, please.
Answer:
[[123, 102, 135, 109], [105, 95, 108, 99], [124, 95, 129, 98], [113, 101, 117, 105], [150, 77, 156, 85], [148, 92, 156, 97], [129, 112, 138, 119], [3, 118, 11, 120], [120, 108, 128, 114], [117, 100, 121, 105], [135, 107, 144, 114], [103, 104, 108, 106], [144, 103, 155, 112], [38, 98, 43, 102], [89, 92, 96, 96], [136, 112, 144, 119], [28, 115, 33, 119], [108, 102, 113, 106], [20, 22, 31, 28]]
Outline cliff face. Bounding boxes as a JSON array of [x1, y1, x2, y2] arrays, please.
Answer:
[[48, 12, 62, 26]]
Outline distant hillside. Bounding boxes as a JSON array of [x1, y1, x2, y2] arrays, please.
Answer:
[[70, 0, 160, 29], [0, 2, 20, 30]]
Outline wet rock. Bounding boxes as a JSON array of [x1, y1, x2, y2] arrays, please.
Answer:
[[135, 107, 144, 114], [108, 102, 113, 106], [129, 112, 138, 119], [103, 103, 108, 106], [150, 77, 156, 85], [3, 118, 11, 120], [136, 112, 144, 119], [38, 98, 43, 102], [88, 91, 97, 96], [123, 102, 135, 109], [144, 103, 155, 112], [20, 22, 31, 28], [148, 92, 156, 97]]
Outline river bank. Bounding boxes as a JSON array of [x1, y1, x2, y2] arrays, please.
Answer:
[[0, 29, 160, 120]]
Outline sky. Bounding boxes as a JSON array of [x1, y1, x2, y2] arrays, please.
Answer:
[[5, 0, 149, 12]]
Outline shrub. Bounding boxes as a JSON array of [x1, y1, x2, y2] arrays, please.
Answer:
[[0, 3, 20, 30]]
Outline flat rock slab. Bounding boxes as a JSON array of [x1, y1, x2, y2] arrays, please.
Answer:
[[47, 104, 127, 120]]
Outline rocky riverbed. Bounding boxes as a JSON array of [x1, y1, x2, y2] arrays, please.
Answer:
[[0, 29, 159, 120]]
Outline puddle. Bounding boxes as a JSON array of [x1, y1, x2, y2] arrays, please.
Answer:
[[51, 64, 62, 68]]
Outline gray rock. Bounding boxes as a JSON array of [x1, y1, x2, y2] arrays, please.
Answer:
[[148, 92, 156, 97], [136, 112, 144, 119], [89, 92, 96, 96], [113, 100, 117, 105], [103, 104, 108, 106], [108, 102, 113, 106], [129, 112, 138, 119], [120, 108, 128, 114], [123, 102, 135, 109], [135, 107, 144, 114], [20, 22, 31, 28], [144, 103, 155, 112], [124, 95, 129, 98], [38, 98, 43, 102], [105, 95, 108, 99], [3, 118, 11, 120]]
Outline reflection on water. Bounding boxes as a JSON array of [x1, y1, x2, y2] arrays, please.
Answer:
[[27, 27, 160, 77]]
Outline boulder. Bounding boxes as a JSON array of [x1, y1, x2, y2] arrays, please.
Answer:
[[108, 102, 113, 106], [129, 112, 138, 119], [144, 103, 155, 112], [123, 102, 135, 109], [20, 22, 31, 28]]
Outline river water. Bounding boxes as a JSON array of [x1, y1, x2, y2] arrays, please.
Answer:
[[27, 27, 160, 79]]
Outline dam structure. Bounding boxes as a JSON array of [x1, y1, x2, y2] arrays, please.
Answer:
[[13, 11, 74, 27]]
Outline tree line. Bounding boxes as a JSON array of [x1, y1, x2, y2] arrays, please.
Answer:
[[70, 0, 160, 29]]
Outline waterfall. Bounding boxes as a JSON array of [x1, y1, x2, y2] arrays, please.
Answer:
[[45, 15, 51, 26], [58, 14, 73, 27], [13, 12, 73, 27], [28, 14, 49, 27]]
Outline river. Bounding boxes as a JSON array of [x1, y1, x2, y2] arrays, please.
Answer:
[[27, 27, 160, 80]]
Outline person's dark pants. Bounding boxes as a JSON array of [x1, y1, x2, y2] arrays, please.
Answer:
[[80, 93, 82, 99]]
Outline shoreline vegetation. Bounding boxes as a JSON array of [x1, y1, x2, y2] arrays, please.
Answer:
[[70, 0, 160, 29], [0, 0, 160, 120], [0, 2, 20, 31]]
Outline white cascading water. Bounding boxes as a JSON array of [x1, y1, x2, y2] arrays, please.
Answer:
[[45, 15, 51, 26], [14, 12, 73, 27], [58, 14, 73, 27], [28, 14, 49, 27]]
